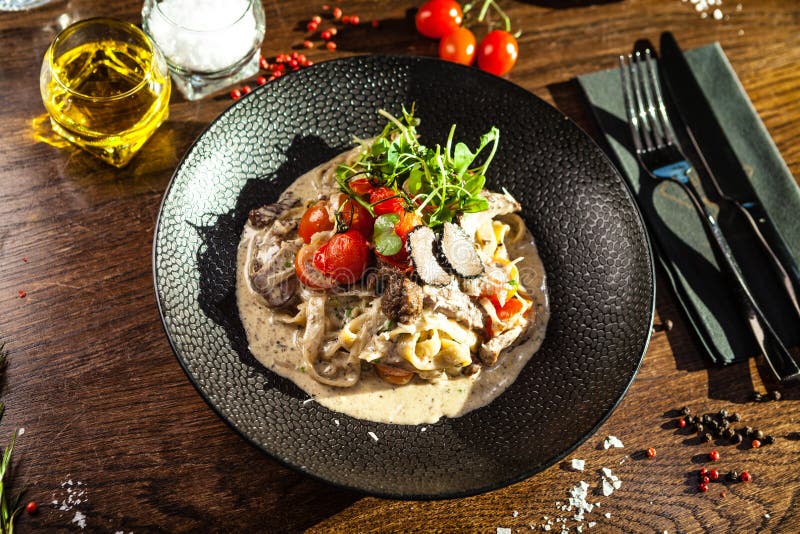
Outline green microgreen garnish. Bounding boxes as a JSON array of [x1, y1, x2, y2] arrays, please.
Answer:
[[373, 213, 403, 256], [335, 106, 499, 229]]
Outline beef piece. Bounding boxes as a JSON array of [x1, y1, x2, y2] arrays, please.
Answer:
[[380, 268, 423, 324], [248, 193, 300, 229], [422, 280, 485, 330], [479, 326, 523, 366]]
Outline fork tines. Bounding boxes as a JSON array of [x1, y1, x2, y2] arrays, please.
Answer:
[[619, 50, 678, 155]]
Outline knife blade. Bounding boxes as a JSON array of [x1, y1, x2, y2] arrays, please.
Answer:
[[658, 31, 800, 313]]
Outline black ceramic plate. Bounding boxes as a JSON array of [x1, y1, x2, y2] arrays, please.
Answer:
[[154, 55, 654, 499]]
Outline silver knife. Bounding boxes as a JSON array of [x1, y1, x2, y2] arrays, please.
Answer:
[[658, 31, 800, 320]]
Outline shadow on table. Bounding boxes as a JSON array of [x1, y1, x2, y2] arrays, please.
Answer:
[[332, 10, 438, 57]]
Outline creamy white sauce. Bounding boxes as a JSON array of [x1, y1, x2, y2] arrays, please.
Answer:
[[236, 152, 549, 425]]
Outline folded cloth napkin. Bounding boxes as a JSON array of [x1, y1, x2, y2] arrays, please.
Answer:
[[578, 43, 800, 365]]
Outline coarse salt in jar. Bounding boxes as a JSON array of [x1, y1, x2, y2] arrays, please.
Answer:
[[142, 0, 265, 100]]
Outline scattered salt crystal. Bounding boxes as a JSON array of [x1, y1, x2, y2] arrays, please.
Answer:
[[72, 511, 86, 529], [334, 419, 340, 426], [736, 3, 743, 11], [713, 8, 723, 19], [542, 526, 551, 532], [765, 513, 771, 519], [738, 29, 745, 35], [570, 459, 585, 471], [602, 478, 615, 497], [604, 513, 611, 519], [619, 455, 628, 465], [497, 528, 512, 534], [588, 522, 596, 528], [576, 526, 583, 533], [18, 428, 24, 436], [513, 511, 519, 517], [603, 436, 624, 449], [368, 431, 379, 442]]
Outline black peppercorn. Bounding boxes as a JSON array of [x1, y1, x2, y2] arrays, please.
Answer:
[[744, 426, 754, 437], [687, 415, 697, 425], [753, 392, 764, 402], [770, 390, 782, 401], [695, 423, 705, 434], [764, 435, 775, 445], [723, 427, 735, 440], [754, 430, 764, 440], [703, 414, 713, 424], [681, 406, 692, 416], [702, 432, 713, 443], [732, 433, 743, 444], [727, 470, 739, 481], [730, 413, 741, 422], [718, 409, 728, 419]]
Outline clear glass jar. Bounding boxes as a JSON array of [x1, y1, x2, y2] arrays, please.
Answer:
[[40, 18, 171, 167], [142, 0, 266, 100]]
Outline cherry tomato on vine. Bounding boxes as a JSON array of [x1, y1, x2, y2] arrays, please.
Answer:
[[348, 177, 376, 197], [298, 201, 334, 243], [439, 27, 476, 65], [369, 187, 406, 216], [338, 195, 375, 239], [415, 0, 463, 39], [313, 230, 371, 284], [477, 30, 519, 76]]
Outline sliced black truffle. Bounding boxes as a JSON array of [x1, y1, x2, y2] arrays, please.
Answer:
[[439, 222, 484, 278], [407, 226, 452, 286]]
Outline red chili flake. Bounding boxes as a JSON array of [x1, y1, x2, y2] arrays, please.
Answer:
[[740, 471, 752, 482], [273, 70, 283, 78], [276, 53, 289, 63], [311, 15, 322, 24], [291, 51, 299, 59], [303, 40, 314, 49], [305, 60, 314, 66], [322, 4, 330, 10], [270, 63, 286, 72], [241, 85, 252, 95], [709, 469, 719, 481], [18, 290, 26, 298], [720, 491, 726, 498], [751, 439, 761, 449], [698, 483, 708, 492], [268, 75, 276, 82], [646, 447, 656, 458], [333, 7, 342, 20], [371, 19, 380, 28], [259, 56, 269, 69], [321, 30, 332, 40], [701, 476, 710, 485], [25, 501, 37, 515], [341, 15, 351, 24], [709, 449, 720, 462], [22, 257, 28, 263], [307, 20, 319, 32], [256, 76, 267, 85], [326, 41, 337, 51], [699, 467, 707, 476], [678, 418, 687, 428], [350, 15, 360, 25]]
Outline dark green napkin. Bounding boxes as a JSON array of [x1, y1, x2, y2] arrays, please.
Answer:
[[578, 43, 800, 364]]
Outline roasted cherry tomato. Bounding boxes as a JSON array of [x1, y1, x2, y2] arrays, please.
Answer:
[[338, 195, 375, 238], [369, 187, 406, 216], [493, 296, 524, 321], [415, 0, 463, 39], [476, 30, 519, 76], [298, 201, 334, 244], [313, 230, 370, 284], [348, 177, 376, 197], [439, 27, 476, 65], [295, 243, 337, 289]]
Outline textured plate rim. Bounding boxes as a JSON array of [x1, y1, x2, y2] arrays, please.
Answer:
[[152, 54, 656, 500]]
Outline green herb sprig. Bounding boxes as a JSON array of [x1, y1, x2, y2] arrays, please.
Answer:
[[0, 341, 23, 534], [335, 106, 499, 228]]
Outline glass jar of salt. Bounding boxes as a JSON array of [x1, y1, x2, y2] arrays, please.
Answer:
[[142, 0, 265, 100]]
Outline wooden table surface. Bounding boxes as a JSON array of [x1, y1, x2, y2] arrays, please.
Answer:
[[1, 0, 799, 532]]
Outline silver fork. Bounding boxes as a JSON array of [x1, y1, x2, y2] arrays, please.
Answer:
[[619, 49, 800, 383]]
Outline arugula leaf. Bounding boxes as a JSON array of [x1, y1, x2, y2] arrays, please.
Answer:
[[373, 213, 402, 256]]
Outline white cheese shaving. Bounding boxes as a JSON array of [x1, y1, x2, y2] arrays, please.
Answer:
[[497, 528, 512, 534], [603, 436, 624, 449], [604, 513, 611, 519], [72, 511, 86, 529]]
